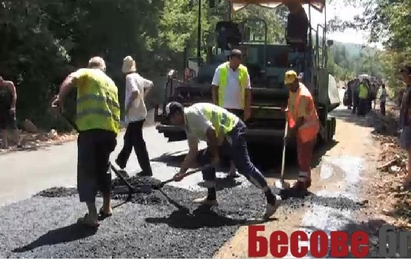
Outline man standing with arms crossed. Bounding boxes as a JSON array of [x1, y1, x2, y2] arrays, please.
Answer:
[[52, 56, 120, 228], [0, 76, 21, 149], [283, 70, 319, 195], [211, 49, 251, 178]]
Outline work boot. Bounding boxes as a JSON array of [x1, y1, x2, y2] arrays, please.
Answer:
[[193, 196, 218, 206], [291, 179, 311, 193]]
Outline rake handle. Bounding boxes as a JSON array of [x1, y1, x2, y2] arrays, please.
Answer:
[[280, 118, 288, 181]]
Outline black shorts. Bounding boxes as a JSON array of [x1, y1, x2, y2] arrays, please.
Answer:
[[77, 129, 117, 203], [0, 110, 17, 130], [226, 108, 244, 119]]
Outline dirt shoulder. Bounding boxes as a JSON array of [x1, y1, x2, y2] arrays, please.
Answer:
[[215, 107, 379, 258]]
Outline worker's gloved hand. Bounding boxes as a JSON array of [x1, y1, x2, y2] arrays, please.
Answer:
[[173, 172, 185, 181]]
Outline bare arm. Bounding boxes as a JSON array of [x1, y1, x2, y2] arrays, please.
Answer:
[[212, 85, 218, 104], [178, 135, 199, 174], [211, 67, 220, 105], [8, 82, 17, 108], [142, 78, 153, 97], [58, 75, 77, 103]]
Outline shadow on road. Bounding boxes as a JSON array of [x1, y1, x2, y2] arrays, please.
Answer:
[[145, 205, 245, 229], [12, 223, 97, 253], [197, 177, 243, 191], [330, 108, 374, 128]]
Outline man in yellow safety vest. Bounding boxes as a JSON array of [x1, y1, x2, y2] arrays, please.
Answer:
[[357, 79, 369, 116], [211, 49, 251, 178], [166, 101, 278, 220], [52, 56, 120, 228]]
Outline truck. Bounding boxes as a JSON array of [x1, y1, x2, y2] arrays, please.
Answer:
[[153, 0, 340, 147]]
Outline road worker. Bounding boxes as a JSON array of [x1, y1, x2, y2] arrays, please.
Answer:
[[283, 70, 319, 195], [211, 49, 252, 178], [357, 79, 369, 116], [52, 56, 120, 228], [115, 56, 153, 176], [166, 101, 278, 219]]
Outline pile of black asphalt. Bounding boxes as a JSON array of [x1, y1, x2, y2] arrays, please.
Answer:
[[0, 175, 366, 258]]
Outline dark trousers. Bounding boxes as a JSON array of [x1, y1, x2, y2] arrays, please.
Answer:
[[352, 97, 358, 114], [0, 110, 17, 130], [77, 129, 117, 203], [202, 120, 269, 190], [222, 108, 244, 166], [380, 101, 386, 116], [357, 99, 367, 116], [116, 120, 152, 174]]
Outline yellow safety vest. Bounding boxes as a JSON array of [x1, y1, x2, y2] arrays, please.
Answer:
[[358, 83, 368, 99], [75, 69, 121, 134], [218, 62, 248, 109], [202, 104, 238, 139]]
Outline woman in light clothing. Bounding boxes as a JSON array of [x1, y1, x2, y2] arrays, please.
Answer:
[[115, 56, 153, 176]]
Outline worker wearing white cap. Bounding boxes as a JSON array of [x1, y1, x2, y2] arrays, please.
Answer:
[[115, 56, 154, 176]]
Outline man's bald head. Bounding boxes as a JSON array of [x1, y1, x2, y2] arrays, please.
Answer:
[[88, 56, 106, 71]]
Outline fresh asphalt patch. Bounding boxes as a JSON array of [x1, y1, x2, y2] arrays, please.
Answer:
[[0, 175, 367, 258]]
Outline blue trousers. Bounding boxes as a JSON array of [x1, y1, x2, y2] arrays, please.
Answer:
[[202, 120, 269, 190]]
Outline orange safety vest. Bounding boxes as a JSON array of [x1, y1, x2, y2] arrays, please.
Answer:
[[287, 83, 319, 143]]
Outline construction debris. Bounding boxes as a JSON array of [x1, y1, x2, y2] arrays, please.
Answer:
[[369, 105, 411, 229], [0, 129, 77, 153]]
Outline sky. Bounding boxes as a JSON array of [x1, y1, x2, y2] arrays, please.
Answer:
[[304, 1, 384, 49]]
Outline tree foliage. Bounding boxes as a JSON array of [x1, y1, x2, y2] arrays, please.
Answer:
[[328, 0, 411, 91], [0, 0, 288, 130]]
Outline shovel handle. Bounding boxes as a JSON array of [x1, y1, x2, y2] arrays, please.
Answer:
[[280, 118, 288, 180], [162, 164, 213, 185]]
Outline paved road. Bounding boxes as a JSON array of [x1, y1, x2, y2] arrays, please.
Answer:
[[0, 89, 347, 207], [0, 88, 386, 258], [0, 111, 249, 207]]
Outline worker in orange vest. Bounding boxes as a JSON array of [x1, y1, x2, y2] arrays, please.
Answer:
[[283, 70, 319, 193]]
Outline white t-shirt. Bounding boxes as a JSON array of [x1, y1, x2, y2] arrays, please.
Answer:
[[211, 64, 251, 110], [184, 103, 239, 145], [125, 73, 152, 123]]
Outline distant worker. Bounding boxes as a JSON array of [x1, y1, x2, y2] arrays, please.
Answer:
[[379, 84, 387, 116], [0, 76, 21, 149], [351, 78, 360, 114], [357, 79, 369, 116], [166, 102, 278, 219], [52, 57, 120, 228], [115, 56, 153, 176], [211, 49, 252, 178], [283, 70, 319, 194], [285, 2, 309, 48]]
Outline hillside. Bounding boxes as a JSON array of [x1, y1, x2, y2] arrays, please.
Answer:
[[327, 40, 383, 80]]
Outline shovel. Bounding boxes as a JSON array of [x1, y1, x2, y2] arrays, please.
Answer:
[[151, 164, 213, 190], [275, 118, 291, 190], [52, 107, 140, 197]]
